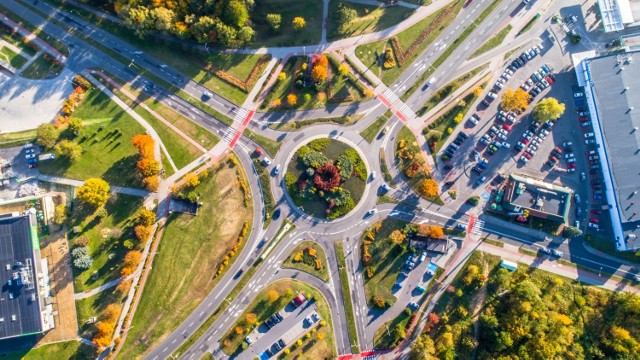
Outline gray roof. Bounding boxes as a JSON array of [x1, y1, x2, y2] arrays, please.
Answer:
[[586, 52, 640, 223], [0, 215, 43, 339], [504, 174, 572, 223]]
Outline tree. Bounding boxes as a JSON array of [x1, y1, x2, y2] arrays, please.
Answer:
[[429, 226, 444, 239], [134, 225, 152, 241], [336, 3, 357, 33], [533, 97, 566, 123], [143, 176, 159, 192], [266, 13, 282, 32], [53, 204, 67, 225], [93, 321, 115, 348], [390, 230, 406, 245], [238, 26, 255, 43], [245, 312, 257, 325], [123, 250, 142, 272], [311, 65, 328, 83], [54, 140, 82, 161], [277, 71, 286, 81], [132, 134, 155, 158], [313, 163, 341, 191], [338, 63, 349, 76], [563, 226, 583, 238], [137, 208, 156, 226], [104, 304, 121, 322], [77, 178, 110, 208], [411, 334, 436, 360], [500, 88, 531, 113], [287, 93, 298, 107], [36, 123, 59, 148], [137, 158, 160, 177], [268, 289, 279, 302], [68, 118, 82, 134], [184, 172, 200, 188], [317, 332, 325, 340], [472, 86, 484, 97], [152, 7, 175, 31], [224, 0, 248, 28], [467, 196, 480, 206], [418, 179, 439, 198], [292, 17, 306, 31]]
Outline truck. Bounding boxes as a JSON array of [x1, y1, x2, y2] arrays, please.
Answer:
[[38, 153, 55, 161], [500, 259, 518, 271]]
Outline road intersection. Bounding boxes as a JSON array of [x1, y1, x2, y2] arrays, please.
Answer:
[[3, 0, 640, 358]]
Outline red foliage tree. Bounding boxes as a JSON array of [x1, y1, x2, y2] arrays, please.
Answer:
[[313, 163, 341, 191]]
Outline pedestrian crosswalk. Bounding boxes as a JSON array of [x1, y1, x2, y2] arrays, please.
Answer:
[[221, 127, 237, 143], [471, 219, 485, 236], [398, 103, 417, 120], [232, 107, 249, 123], [382, 88, 400, 104]]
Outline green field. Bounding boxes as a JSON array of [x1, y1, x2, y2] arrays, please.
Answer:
[[69, 194, 144, 292], [328, 1, 414, 40], [0, 46, 28, 69], [355, 0, 465, 85], [251, 0, 323, 47], [220, 279, 336, 357], [38, 89, 147, 188], [282, 241, 330, 282], [269, 114, 363, 131], [243, 129, 281, 156], [335, 242, 360, 354], [19, 54, 64, 79], [117, 157, 253, 359], [360, 111, 391, 143], [0, 128, 36, 149], [469, 24, 513, 59], [251, 157, 276, 229], [361, 219, 410, 307], [2, 341, 94, 360], [75, 286, 128, 337]]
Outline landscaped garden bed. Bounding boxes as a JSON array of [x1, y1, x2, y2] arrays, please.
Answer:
[[282, 241, 330, 282], [285, 138, 367, 219]]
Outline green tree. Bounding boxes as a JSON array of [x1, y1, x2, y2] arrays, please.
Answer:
[[152, 7, 175, 32], [55, 140, 82, 161], [533, 97, 566, 123], [53, 204, 67, 225], [224, 0, 249, 28], [238, 26, 255, 43], [336, 3, 357, 33], [410, 334, 436, 360], [77, 178, 110, 208], [137, 208, 156, 226], [563, 226, 583, 238], [215, 22, 238, 46], [191, 16, 216, 43], [266, 13, 282, 32], [68, 118, 82, 134], [36, 123, 59, 148]]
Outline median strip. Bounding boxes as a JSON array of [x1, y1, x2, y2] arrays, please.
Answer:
[[335, 242, 360, 354]]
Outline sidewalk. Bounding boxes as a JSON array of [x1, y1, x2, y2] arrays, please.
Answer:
[[37, 174, 150, 197], [74, 270, 139, 300], [0, 11, 66, 62]]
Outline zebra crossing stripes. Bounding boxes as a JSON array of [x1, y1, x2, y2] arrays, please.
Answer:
[[382, 88, 400, 104], [471, 219, 485, 235], [221, 128, 237, 143], [399, 103, 416, 120], [232, 107, 249, 123]]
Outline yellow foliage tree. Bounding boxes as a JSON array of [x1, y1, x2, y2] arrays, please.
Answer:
[[429, 226, 444, 239], [311, 65, 328, 83], [184, 172, 200, 188], [390, 230, 406, 245], [292, 17, 306, 31], [500, 88, 531, 113], [293, 251, 303, 262], [277, 71, 286, 81], [472, 86, 483, 97], [272, 98, 282, 107], [306, 247, 317, 257], [338, 63, 349, 76], [104, 304, 121, 322], [268, 289, 280, 302], [418, 179, 439, 198], [245, 312, 257, 325], [287, 93, 298, 107]]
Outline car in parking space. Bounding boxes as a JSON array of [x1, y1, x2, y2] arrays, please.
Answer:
[[588, 222, 599, 229], [591, 178, 601, 184], [552, 146, 563, 156], [568, 163, 576, 171], [245, 336, 253, 344], [593, 194, 603, 200], [574, 92, 584, 98], [495, 81, 504, 90], [576, 207, 582, 217], [468, 116, 479, 125], [521, 82, 530, 91], [591, 209, 602, 215], [591, 164, 601, 170], [545, 76, 555, 84], [488, 91, 497, 99], [564, 153, 575, 159], [25, 154, 35, 160], [581, 121, 592, 127], [519, 156, 529, 163], [523, 152, 532, 159], [567, 158, 576, 163], [547, 156, 558, 167], [528, 144, 539, 151], [585, 139, 597, 145], [514, 142, 524, 152], [578, 111, 589, 117], [588, 155, 599, 160], [578, 116, 590, 122], [475, 176, 487, 186]]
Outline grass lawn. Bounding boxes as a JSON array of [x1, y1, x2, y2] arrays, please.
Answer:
[[518, 13, 540, 35], [220, 279, 335, 358], [417, 63, 488, 116], [117, 156, 253, 359], [0, 2, 69, 56], [251, 157, 276, 228], [0, 128, 36, 149], [355, 0, 465, 85], [328, 1, 414, 40], [251, 0, 323, 47], [269, 114, 363, 131], [585, 235, 640, 265], [335, 242, 359, 354], [75, 286, 128, 337], [373, 310, 412, 349], [96, 76, 205, 168], [2, 341, 95, 360], [38, 89, 147, 188], [424, 84, 485, 154], [361, 219, 410, 307], [0, 46, 28, 69], [0, 28, 38, 57], [286, 139, 367, 219], [361, 111, 391, 143], [469, 24, 513, 59], [282, 241, 330, 282], [19, 54, 64, 79], [244, 129, 281, 156], [69, 194, 144, 292], [395, 126, 443, 204]]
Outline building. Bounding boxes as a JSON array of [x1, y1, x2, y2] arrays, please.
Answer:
[[501, 174, 573, 224], [0, 213, 53, 340], [597, 0, 640, 32], [574, 50, 640, 251]]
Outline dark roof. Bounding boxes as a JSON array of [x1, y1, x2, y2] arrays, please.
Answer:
[[586, 51, 640, 222], [0, 215, 43, 339], [503, 174, 572, 223]]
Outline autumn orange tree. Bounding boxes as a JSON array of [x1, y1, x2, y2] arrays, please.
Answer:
[[311, 55, 329, 83], [390, 230, 406, 245], [132, 134, 159, 191], [121, 250, 142, 276], [418, 179, 439, 198], [287, 93, 298, 107], [93, 321, 115, 349]]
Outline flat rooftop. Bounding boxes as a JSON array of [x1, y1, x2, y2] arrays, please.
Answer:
[[586, 52, 640, 223], [0, 215, 43, 340], [505, 174, 572, 223]]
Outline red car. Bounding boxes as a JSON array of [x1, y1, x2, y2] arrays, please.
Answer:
[[545, 76, 555, 84], [579, 116, 590, 122], [568, 163, 576, 169], [503, 124, 512, 131], [589, 217, 599, 223], [523, 152, 532, 159], [521, 138, 530, 144]]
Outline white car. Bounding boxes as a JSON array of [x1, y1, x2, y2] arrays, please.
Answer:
[[495, 81, 504, 89], [565, 153, 575, 159], [468, 117, 479, 125], [521, 83, 530, 91], [25, 154, 35, 160], [584, 132, 595, 138], [551, 249, 564, 257], [588, 222, 599, 229], [488, 91, 497, 99], [574, 92, 584, 97], [501, 142, 511, 149]]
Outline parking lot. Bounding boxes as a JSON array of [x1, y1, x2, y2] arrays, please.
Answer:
[[244, 298, 321, 359], [437, 29, 612, 236], [0, 144, 44, 200]]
